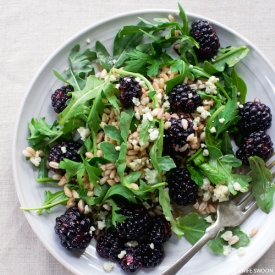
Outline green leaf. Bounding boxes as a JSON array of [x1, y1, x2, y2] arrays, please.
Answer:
[[106, 199, 128, 227], [53, 44, 96, 91], [119, 110, 135, 143], [199, 163, 227, 185], [95, 41, 113, 71], [59, 76, 106, 125], [103, 83, 120, 111], [211, 46, 249, 71], [178, 3, 189, 35], [139, 119, 153, 146], [115, 142, 127, 179], [113, 25, 144, 68], [124, 171, 142, 184], [249, 156, 275, 213], [231, 66, 247, 103], [100, 142, 119, 162], [221, 131, 234, 155], [178, 213, 208, 245], [103, 125, 123, 144], [37, 146, 49, 178], [83, 159, 102, 185], [103, 185, 137, 203], [187, 165, 204, 186], [59, 159, 85, 182], [156, 156, 176, 171]]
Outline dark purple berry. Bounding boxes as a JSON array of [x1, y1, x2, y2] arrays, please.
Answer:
[[51, 85, 74, 113], [118, 247, 143, 273], [116, 204, 150, 239], [237, 101, 272, 133], [54, 207, 93, 250], [190, 20, 220, 59], [96, 231, 123, 260], [48, 140, 82, 174], [163, 116, 195, 157], [118, 76, 142, 108], [147, 215, 172, 244], [236, 131, 274, 165], [139, 242, 165, 268], [168, 168, 198, 206], [168, 83, 201, 113]]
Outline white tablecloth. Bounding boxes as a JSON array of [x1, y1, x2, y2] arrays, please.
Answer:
[[1, 0, 275, 274]]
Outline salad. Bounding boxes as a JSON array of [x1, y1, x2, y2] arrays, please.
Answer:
[[20, 4, 275, 273]]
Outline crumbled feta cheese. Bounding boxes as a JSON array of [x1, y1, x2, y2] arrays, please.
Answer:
[[115, 146, 121, 151], [223, 245, 232, 256], [135, 77, 141, 83], [210, 127, 216, 133], [125, 241, 139, 247], [144, 168, 159, 185], [117, 250, 127, 259], [162, 101, 170, 109], [188, 93, 193, 98], [143, 107, 153, 121], [164, 94, 169, 100], [196, 106, 205, 113], [201, 178, 210, 190], [61, 146, 67, 153], [237, 247, 246, 256], [148, 128, 159, 141], [109, 75, 116, 82], [97, 220, 106, 230], [98, 211, 108, 220], [219, 118, 225, 123], [202, 149, 209, 156], [212, 184, 230, 202], [204, 215, 213, 223], [84, 205, 92, 214], [132, 97, 140, 106], [141, 97, 149, 105], [86, 38, 90, 44], [149, 243, 154, 249], [29, 150, 42, 167], [135, 111, 141, 120], [203, 190, 211, 201], [77, 127, 91, 141], [115, 83, 120, 89], [221, 231, 233, 241], [103, 261, 114, 272], [201, 110, 211, 119], [205, 76, 219, 95], [165, 216, 170, 221], [233, 182, 243, 191], [201, 143, 207, 148], [193, 117, 200, 124]]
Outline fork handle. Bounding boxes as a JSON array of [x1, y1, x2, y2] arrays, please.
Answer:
[[160, 222, 221, 275]]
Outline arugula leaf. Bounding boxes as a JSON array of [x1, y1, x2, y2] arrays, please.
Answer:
[[249, 156, 275, 213], [103, 125, 123, 144], [103, 185, 137, 203], [158, 187, 185, 236], [210, 46, 249, 71], [124, 171, 142, 184], [177, 213, 208, 244], [100, 142, 119, 162], [38, 146, 49, 178], [59, 159, 85, 183], [231, 66, 247, 103], [119, 109, 135, 143], [178, 3, 189, 35], [85, 184, 109, 206], [115, 142, 127, 179], [95, 41, 114, 71], [59, 76, 106, 125], [220, 131, 234, 155], [187, 165, 204, 186], [103, 83, 120, 111], [139, 119, 154, 146], [53, 44, 96, 91], [156, 156, 176, 171], [105, 199, 128, 227], [83, 158, 102, 185]]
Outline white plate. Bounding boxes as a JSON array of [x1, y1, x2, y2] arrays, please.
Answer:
[[13, 9, 275, 275]]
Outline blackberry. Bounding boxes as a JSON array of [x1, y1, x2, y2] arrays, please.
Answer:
[[118, 247, 143, 273], [168, 84, 201, 113], [237, 101, 272, 133], [118, 76, 142, 108], [54, 207, 93, 250], [116, 204, 150, 239], [139, 242, 165, 268], [168, 168, 198, 206], [96, 231, 123, 260], [163, 116, 195, 157], [190, 20, 220, 59], [48, 140, 82, 174], [236, 131, 274, 165], [147, 215, 172, 244], [51, 85, 74, 113]]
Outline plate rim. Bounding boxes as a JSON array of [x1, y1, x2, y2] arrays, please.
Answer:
[[12, 8, 275, 275]]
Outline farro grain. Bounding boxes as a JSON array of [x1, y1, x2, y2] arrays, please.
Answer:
[[67, 198, 76, 207], [64, 186, 72, 198], [78, 199, 85, 213], [26, 147, 36, 156], [58, 175, 69, 186], [228, 235, 239, 245], [22, 150, 33, 158], [249, 226, 258, 237], [49, 161, 59, 169], [72, 190, 80, 199], [52, 173, 62, 180], [85, 152, 94, 158], [100, 176, 109, 185]]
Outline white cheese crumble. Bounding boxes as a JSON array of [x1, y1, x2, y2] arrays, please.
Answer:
[[237, 247, 246, 256], [84, 205, 92, 214], [143, 107, 153, 121], [103, 261, 114, 272], [141, 97, 149, 105], [221, 231, 233, 241], [162, 100, 170, 109], [201, 178, 210, 190], [202, 149, 209, 156], [212, 184, 230, 202], [115, 146, 121, 151], [149, 243, 155, 249], [148, 127, 159, 141], [117, 250, 127, 259], [204, 215, 213, 223], [144, 168, 159, 185], [86, 38, 90, 44], [132, 97, 140, 106], [219, 118, 225, 123], [210, 127, 216, 133], [109, 75, 116, 82], [61, 146, 67, 153], [233, 182, 243, 191], [77, 127, 91, 141], [29, 150, 42, 167], [97, 220, 106, 230], [205, 76, 219, 95], [223, 245, 232, 256]]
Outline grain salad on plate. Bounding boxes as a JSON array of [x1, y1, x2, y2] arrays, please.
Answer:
[[21, 4, 275, 273]]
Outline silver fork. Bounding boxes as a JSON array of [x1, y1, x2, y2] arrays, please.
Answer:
[[160, 154, 275, 275]]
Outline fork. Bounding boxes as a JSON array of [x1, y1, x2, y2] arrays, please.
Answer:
[[160, 154, 275, 275]]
